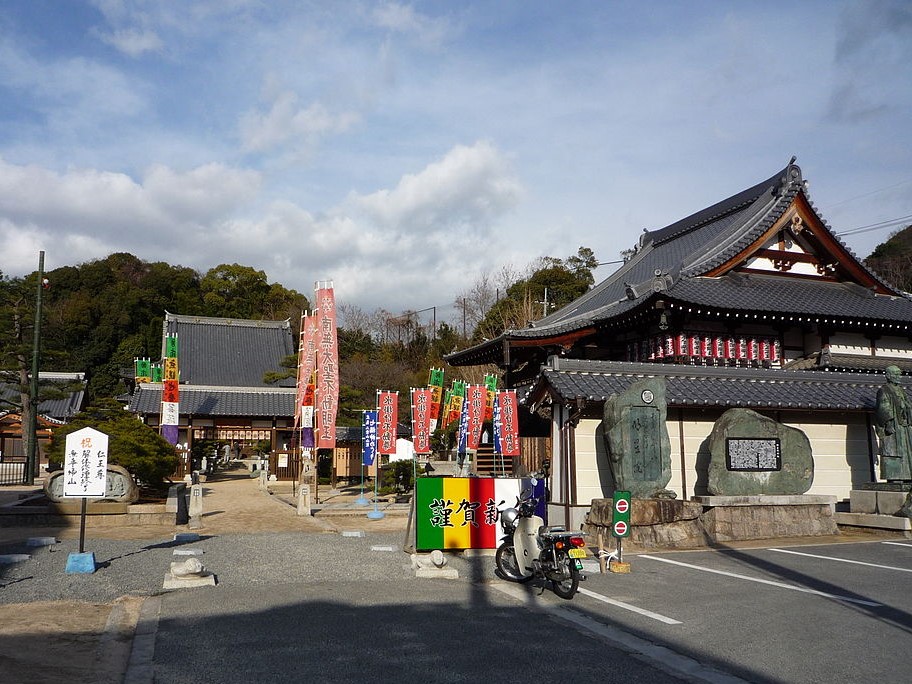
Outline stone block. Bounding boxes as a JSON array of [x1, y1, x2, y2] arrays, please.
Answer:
[[25, 537, 57, 547], [850, 490, 877, 514], [876, 491, 907, 515]]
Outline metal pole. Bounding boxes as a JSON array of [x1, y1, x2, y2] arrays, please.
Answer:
[[26, 250, 45, 486], [79, 497, 87, 554]]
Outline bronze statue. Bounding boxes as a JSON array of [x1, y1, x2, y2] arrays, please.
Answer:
[[874, 365, 912, 481]]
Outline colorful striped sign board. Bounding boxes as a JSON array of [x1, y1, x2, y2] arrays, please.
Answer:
[[415, 477, 546, 551]]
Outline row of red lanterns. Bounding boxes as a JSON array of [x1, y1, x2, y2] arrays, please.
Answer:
[[626, 334, 782, 365]]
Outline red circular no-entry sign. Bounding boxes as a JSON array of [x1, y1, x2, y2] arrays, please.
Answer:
[[613, 520, 628, 536], [615, 499, 629, 514]]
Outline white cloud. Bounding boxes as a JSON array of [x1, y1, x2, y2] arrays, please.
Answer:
[[98, 27, 164, 57], [350, 141, 523, 235], [239, 91, 360, 154], [372, 3, 454, 48], [0, 158, 260, 258]]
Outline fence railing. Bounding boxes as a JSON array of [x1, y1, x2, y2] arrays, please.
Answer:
[[0, 460, 28, 486]]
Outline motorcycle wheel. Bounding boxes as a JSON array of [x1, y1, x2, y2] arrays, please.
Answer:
[[495, 543, 533, 583], [550, 557, 580, 599]]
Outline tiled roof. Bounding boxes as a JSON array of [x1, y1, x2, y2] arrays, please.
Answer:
[[0, 372, 85, 422], [129, 384, 296, 417], [164, 312, 296, 387], [666, 274, 912, 322], [447, 159, 909, 366], [525, 358, 886, 411]]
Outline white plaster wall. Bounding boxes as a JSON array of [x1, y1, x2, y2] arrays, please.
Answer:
[[780, 414, 873, 499], [571, 410, 874, 506]]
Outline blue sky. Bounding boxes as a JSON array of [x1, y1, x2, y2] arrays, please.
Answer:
[[0, 1, 910, 325]]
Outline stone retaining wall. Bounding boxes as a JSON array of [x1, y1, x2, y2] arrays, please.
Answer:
[[585, 496, 838, 550]]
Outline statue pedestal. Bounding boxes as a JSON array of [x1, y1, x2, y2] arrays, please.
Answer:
[[834, 483, 912, 536]]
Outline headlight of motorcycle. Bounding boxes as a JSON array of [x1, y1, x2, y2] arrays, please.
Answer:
[[500, 507, 519, 529]]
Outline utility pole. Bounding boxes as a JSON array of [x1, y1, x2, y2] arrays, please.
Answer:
[[26, 250, 45, 486]]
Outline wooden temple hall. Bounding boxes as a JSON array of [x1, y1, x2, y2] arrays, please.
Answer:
[[128, 313, 299, 473], [447, 159, 912, 528]]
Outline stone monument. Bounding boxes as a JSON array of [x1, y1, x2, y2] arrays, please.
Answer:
[[706, 408, 813, 496], [602, 377, 673, 498]]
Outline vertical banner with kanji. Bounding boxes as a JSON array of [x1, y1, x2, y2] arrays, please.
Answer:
[[427, 368, 445, 431], [495, 390, 520, 457], [362, 410, 378, 466], [446, 380, 466, 428], [63, 427, 109, 498], [315, 283, 339, 449], [411, 388, 433, 454], [456, 392, 469, 455], [377, 390, 398, 455], [465, 384, 486, 451], [295, 313, 318, 450], [160, 334, 179, 446], [134, 358, 151, 383]]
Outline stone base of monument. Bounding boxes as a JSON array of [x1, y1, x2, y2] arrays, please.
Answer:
[[834, 483, 912, 535], [586, 495, 838, 550]]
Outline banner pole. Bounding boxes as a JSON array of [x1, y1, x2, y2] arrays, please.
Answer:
[[78, 497, 87, 554]]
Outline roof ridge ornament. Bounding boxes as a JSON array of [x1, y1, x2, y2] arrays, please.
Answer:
[[776, 157, 802, 196]]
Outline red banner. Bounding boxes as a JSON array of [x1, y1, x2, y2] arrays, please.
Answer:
[[162, 379, 179, 404], [465, 384, 486, 451], [315, 285, 338, 449], [411, 388, 433, 454], [377, 391, 398, 455]]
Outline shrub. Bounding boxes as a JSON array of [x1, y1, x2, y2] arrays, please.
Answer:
[[47, 399, 179, 489]]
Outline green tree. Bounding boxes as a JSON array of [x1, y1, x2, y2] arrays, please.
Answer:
[[472, 247, 598, 341], [47, 399, 179, 488]]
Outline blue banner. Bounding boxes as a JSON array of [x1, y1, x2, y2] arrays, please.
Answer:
[[456, 395, 469, 454], [362, 410, 378, 465]]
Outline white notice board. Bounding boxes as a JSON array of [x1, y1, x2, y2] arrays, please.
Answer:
[[63, 427, 109, 498]]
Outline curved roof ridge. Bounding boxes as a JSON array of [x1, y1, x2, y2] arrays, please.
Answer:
[[645, 162, 792, 247]]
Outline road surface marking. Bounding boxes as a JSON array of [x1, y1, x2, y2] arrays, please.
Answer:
[[769, 548, 912, 573], [639, 555, 881, 607], [577, 587, 682, 624], [881, 541, 912, 548]]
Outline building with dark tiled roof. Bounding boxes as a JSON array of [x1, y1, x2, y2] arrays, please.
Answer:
[[127, 313, 298, 463], [447, 159, 912, 527]]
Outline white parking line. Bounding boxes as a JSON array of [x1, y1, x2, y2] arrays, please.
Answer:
[[882, 541, 912, 548], [769, 548, 912, 572], [639, 555, 881, 607], [577, 587, 682, 624]]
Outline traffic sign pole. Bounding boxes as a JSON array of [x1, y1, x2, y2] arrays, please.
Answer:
[[611, 490, 632, 573]]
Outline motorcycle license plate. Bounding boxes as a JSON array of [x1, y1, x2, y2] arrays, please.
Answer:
[[568, 548, 586, 559]]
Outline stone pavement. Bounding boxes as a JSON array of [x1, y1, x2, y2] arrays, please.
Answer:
[[0, 468, 409, 545]]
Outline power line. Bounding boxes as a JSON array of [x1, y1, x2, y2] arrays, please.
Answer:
[[826, 177, 912, 209], [835, 213, 912, 237]]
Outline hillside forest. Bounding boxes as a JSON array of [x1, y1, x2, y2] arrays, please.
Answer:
[[0, 248, 599, 426]]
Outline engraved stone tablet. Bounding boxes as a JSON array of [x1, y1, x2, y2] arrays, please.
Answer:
[[602, 377, 672, 498], [707, 409, 812, 495]]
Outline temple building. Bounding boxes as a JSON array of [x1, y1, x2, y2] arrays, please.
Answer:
[[127, 313, 298, 475], [447, 159, 912, 527]]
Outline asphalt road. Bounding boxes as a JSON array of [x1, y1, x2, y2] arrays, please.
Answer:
[[5, 529, 910, 683]]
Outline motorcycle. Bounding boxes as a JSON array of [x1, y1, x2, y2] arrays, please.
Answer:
[[495, 486, 587, 599]]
